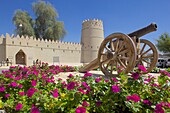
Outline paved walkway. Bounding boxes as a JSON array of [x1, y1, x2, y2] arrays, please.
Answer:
[[0, 66, 161, 81], [56, 70, 161, 81]]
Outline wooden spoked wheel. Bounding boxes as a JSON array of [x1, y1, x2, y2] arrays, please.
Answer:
[[98, 33, 137, 76], [136, 39, 158, 73]]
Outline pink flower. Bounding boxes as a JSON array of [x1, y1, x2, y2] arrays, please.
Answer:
[[52, 89, 59, 98], [112, 78, 118, 82], [126, 94, 140, 102], [67, 82, 76, 90], [96, 100, 102, 106], [154, 103, 164, 113], [18, 84, 23, 88], [132, 72, 140, 80], [10, 82, 17, 87], [0, 87, 5, 92], [144, 78, 151, 84], [75, 106, 86, 113], [82, 82, 88, 88], [31, 80, 37, 86], [150, 83, 159, 87], [143, 100, 152, 106], [104, 79, 109, 83], [33, 70, 38, 76], [138, 64, 147, 72], [46, 78, 52, 83], [78, 88, 86, 94], [84, 72, 92, 78], [160, 70, 170, 77], [82, 101, 90, 107], [27, 88, 37, 97], [5, 94, 10, 98], [68, 74, 73, 78], [95, 77, 102, 83], [16, 103, 23, 111], [58, 78, 62, 80], [19, 91, 25, 96], [111, 85, 120, 93], [31, 105, 40, 113]]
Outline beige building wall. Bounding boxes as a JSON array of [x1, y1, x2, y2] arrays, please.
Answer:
[[3, 34, 81, 66]]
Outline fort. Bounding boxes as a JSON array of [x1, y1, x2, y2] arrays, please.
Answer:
[[0, 19, 104, 66]]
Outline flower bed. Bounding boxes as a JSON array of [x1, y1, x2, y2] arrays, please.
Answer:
[[0, 63, 170, 113]]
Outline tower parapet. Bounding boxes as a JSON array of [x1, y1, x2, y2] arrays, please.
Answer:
[[81, 19, 104, 63], [82, 19, 103, 30]]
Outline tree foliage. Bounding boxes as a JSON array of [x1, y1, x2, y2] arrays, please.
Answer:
[[156, 32, 170, 53], [12, 1, 66, 40], [13, 10, 35, 37]]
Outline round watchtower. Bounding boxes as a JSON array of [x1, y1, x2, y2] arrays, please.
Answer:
[[81, 19, 104, 63]]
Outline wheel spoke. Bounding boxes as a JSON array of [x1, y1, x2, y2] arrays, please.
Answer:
[[101, 58, 110, 64], [110, 40, 115, 51], [106, 60, 112, 69], [141, 48, 152, 56], [117, 58, 126, 69], [142, 59, 151, 65], [142, 54, 153, 58], [118, 56, 130, 61], [115, 39, 120, 52], [110, 63, 114, 74], [117, 49, 129, 55], [140, 43, 146, 54], [101, 52, 107, 56], [139, 60, 144, 66], [117, 40, 125, 52], [105, 46, 111, 52]]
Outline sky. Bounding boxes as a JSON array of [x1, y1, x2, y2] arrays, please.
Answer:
[[0, 0, 170, 45]]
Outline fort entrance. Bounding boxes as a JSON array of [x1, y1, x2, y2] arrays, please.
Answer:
[[15, 50, 26, 65]]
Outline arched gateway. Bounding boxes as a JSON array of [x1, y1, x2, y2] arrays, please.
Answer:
[[15, 50, 26, 65]]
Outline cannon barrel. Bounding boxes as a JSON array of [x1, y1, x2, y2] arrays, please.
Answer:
[[128, 23, 157, 38]]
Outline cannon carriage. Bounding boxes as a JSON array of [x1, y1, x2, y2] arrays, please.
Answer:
[[79, 23, 158, 76]]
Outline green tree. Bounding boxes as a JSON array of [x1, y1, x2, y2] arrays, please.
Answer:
[[156, 32, 170, 53], [13, 10, 35, 37], [13, 1, 66, 40]]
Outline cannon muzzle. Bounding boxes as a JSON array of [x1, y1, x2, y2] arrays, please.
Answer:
[[128, 23, 157, 38]]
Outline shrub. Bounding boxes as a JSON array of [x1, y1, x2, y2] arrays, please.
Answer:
[[0, 64, 170, 113]]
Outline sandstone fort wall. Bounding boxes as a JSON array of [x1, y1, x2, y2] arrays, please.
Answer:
[[0, 19, 104, 66]]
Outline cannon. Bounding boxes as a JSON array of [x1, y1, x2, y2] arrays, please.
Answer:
[[79, 23, 158, 76]]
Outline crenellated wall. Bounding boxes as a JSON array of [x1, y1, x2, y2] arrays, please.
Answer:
[[0, 19, 105, 66], [0, 33, 81, 66]]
